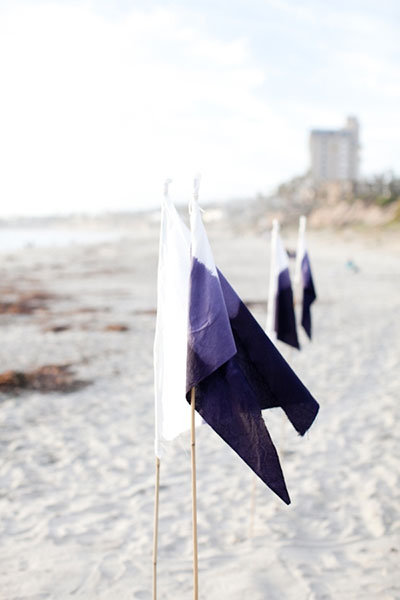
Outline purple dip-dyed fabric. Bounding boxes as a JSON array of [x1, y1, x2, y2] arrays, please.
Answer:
[[301, 251, 317, 339], [187, 258, 319, 505], [275, 267, 300, 349]]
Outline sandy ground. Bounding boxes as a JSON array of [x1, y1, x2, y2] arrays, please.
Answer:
[[0, 220, 399, 599]]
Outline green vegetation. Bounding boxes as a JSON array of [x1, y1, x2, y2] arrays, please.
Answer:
[[357, 172, 400, 207]]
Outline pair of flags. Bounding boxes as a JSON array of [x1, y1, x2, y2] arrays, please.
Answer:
[[267, 218, 317, 350], [154, 185, 319, 505]]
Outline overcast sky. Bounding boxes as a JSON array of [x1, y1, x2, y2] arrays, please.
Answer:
[[0, 0, 399, 216]]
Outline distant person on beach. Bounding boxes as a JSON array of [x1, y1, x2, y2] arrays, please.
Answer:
[[346, 259, 360, 273]]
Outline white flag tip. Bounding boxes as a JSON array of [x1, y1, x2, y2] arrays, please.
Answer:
[[164, 178, 173, 197], [272, 218, 280, 232], [193, 173, 202, 200]]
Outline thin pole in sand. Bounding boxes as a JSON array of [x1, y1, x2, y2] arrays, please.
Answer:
[[278, 217, 305, 463], [278, 349, 293, 464], [190, 387, 199, 600], [249, 472, 257, 538], [249, 219, 280, 539], [152, 456, 161, 600]]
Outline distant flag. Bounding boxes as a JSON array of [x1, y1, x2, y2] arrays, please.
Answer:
[[294, 216, 317, 339], [266, 220, 300, 349], [187, 194, 319, 504], [153, 180, 201, 458]]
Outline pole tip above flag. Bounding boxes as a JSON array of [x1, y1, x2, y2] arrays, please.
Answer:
[[272, 218, 280, 233], [193, 174, 201, 200], [164, 178, 172, 197]]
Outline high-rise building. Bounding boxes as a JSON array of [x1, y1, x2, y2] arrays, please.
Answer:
[[310, 117, 359, 182]]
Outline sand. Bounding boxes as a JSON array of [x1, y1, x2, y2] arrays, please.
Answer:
[[0, 219, 399, 599]]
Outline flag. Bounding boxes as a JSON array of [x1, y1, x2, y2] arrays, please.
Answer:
[[153, 182, 201, 458], [295, 216, 317, 339], [266, 220, 300, 349], [186, 198, 319, 504]]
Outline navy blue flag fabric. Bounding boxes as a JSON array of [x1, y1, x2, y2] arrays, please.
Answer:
[[186, 202, 319, 505], [276, 266, 300, 349], [267, 222, 300, 350], [301, 251, 317, 339]]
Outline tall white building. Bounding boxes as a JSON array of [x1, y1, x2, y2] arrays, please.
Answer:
[[310, 117, 359, 182]]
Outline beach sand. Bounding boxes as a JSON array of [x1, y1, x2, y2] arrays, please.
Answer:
[[0, 219, 399, 599]]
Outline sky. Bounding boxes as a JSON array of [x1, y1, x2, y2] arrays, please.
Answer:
[[0, 0, 399, 216]]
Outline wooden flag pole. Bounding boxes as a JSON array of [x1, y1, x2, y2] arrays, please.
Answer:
[[190, 387, 199, 600], [152, 456, 161, 600], [249, 473, 257, 538], [249, 219, 279, 538]]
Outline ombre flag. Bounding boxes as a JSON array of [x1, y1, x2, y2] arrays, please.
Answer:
[[153, 182, 201, 458], [186, 194, 319, 504], [266, 220, 300, 349], [295, 216, 317, 339]]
